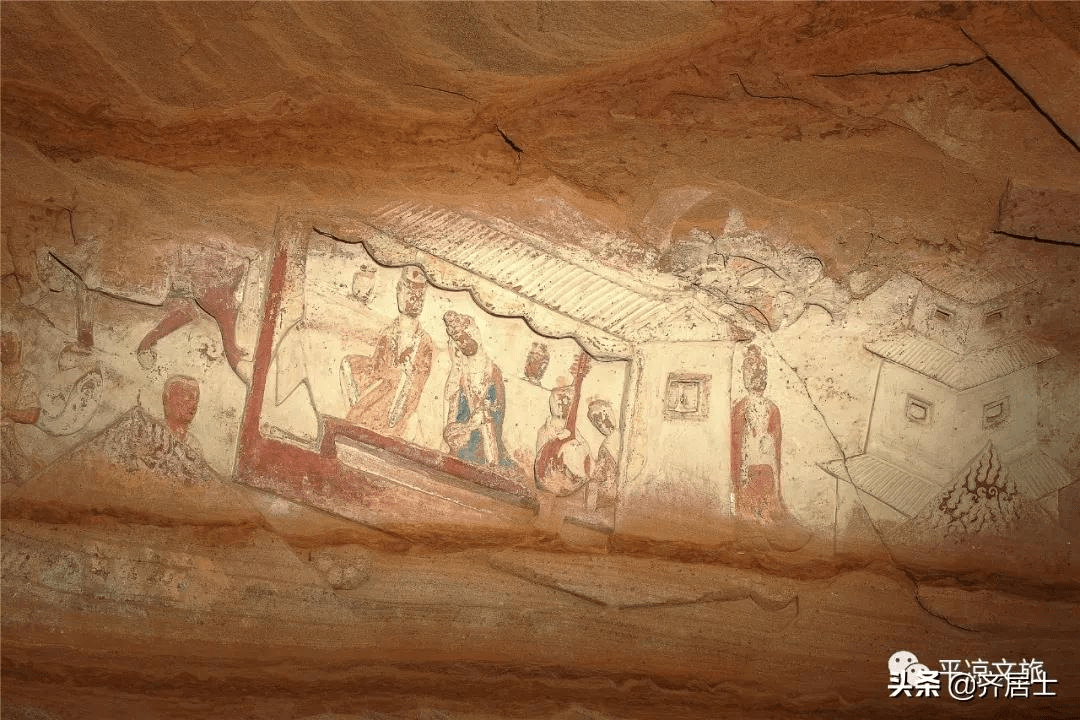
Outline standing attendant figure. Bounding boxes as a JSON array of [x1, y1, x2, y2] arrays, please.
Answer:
[[731, 345, 786, 522]]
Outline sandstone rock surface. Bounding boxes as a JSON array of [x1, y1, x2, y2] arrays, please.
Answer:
[[3, 3, 1079, 718]]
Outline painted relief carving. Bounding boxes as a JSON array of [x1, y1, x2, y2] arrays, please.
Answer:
[[523, 342, 550, 386], [585, 399, 619, 512], [442, 311, 514, 468], [675, 211, 848, 331], [108, 201, 1057, 559], [2, 192, 1071, 567], [103, 376, 213, 485], [18, 203, 255, 379], [1, 329, 103, 487], [731, 345, 786, 522], [664, 373, 710, 420], [7, 374, 228, 531], [2, 197, 261, 490], [535, 354, 593, 496], [350, 263, 380, 306], [36, 365, 103, 437], [0, 201, 71, 307], [238, 205, 703, 535], [341, 267, 434, 436], [822, 256, 1076, 554], [2, 331, 43, 484], [162, 376, 201, 447], [924, 443, 1022, 540], [131, 245, 251, 376]]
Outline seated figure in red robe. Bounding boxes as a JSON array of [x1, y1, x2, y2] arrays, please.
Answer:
[[343, 267, 433, 438]]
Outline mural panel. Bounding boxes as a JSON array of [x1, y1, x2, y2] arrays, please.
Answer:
[[3, 197, 1073, 562], [244, 217, 637, 534], [1, 200, 261, 486]]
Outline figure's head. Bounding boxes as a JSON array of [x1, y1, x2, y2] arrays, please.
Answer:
[[163, 375, 200, 432], [443, 311, 479, 357], [524, 342, 550, 384], [742, 344, 767, 394], [396, 267, 427, 318], [1, 331, 21, 367], [587, 399, 616, 436], [549, 386, 574, 419]]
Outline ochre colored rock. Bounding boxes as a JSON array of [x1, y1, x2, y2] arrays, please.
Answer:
[[3, 3, 1079, 717]]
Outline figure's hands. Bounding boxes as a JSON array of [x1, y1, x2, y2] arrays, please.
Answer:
[[473, 402, 494, 423]]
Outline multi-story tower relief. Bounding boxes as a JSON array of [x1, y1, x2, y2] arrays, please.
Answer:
[[835, 261, 1075, 531]]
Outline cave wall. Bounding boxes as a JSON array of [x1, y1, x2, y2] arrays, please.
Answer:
[[2, 3, 1079, 718]]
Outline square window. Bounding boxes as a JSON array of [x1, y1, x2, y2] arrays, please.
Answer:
[[983, 398, 1009, 428], [905, 395, 931, 423], [664, 373, 710, 420]]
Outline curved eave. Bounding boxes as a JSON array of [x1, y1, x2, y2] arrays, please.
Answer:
[[323, 226, 634, 361]]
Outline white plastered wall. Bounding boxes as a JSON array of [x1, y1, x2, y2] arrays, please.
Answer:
[[867, 362, 1039, 483], [617, 341, 734, 538]]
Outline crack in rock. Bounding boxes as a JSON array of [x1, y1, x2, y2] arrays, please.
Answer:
[[496, 126, 524, 153], [958, 26, 1080, 153], [484, 551, 799, 614], [406, 83, 479, 104], [812, 58, 985, 78], [767, 345, 981, 633]]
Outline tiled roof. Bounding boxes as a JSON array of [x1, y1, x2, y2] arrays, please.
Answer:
[[908, 263, 1038, 304], [362, 202, 751, 354], [844, 453, 942, 517], [823, 447, 1076, 521], [1007, 450, 1076, 499], [866, 332, 1057, 389]]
